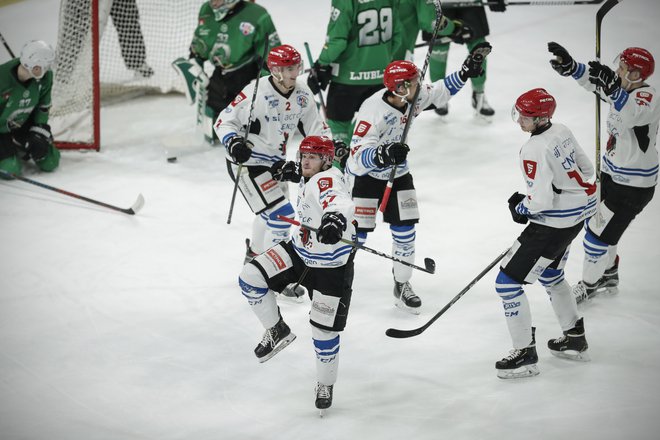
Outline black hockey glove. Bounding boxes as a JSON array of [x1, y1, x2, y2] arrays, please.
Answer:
[[459, 42, 492, 82], [507, 192, 529, 225], [333, 140, 349, 169], [25, 124, 53, 162], [227, 136, 254, 164], [548, 42, 577, 77], [447, 20, 474, 45], [317, 212, 347, 245], [489, 0, 507, 12], [270, 160, 301, 183], [588, 61, 622, 96], [307, 62, 332, 95], [374, 142, 409, 167]]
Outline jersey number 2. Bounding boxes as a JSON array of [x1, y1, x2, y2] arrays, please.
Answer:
[[357, 8, 393, 46]]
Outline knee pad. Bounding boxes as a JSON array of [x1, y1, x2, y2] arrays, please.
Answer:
[[238, 263, 269, 304], [495, 270, 524, 300], [583, 229, 608, 261], [311, 326, 340, 363], [538, 267, 565, 288]]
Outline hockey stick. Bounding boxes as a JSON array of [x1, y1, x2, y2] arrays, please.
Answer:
[[386, 248, 509, 339], [227, 35, 270, 225], [303, 42, 327, 119], [278, 216, 436, 274], [0, 31, 16, 58], [440, 0, 604, 7], [0, 169, 145, 215], [379, 0, 443, 213]]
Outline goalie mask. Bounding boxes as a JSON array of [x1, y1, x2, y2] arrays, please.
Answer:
[[20, 40, 55, 80], [384, 61, 419, 99], [210, 0, 240, 21]]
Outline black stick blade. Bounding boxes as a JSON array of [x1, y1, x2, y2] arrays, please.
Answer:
[[385, 327, 424, 339], [424, 258, 436, 274]]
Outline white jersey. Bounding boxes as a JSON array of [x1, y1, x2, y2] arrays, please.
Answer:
[[574, 63, 660, 188], [292, 167, 356, 268], [213, 76, 330, 166], [514, 123, 597, 229], [345, 72, 465, 180]]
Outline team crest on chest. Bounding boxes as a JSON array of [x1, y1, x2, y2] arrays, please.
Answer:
[[635, 91, 653, 107], [231, 92, 247, 106], [317, 177, 333, 192], [297, 95, 308, 108], [239, 22, 255, 36], [523, 160, 537, 179]]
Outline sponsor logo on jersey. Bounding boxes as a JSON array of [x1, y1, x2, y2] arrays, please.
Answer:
[[239, 22, 255, 36], [266, 249, 286, 270], [384, 113, 397, 126], [354, 121, 371, 137], [356, 206, 377, 216], [635, 91, 653, 106], [297, 95, 308, 108], [312, 301, 336, 316], [349, 70, 384, 81], [400, 197, 417, 210], [220, 23, 228, 32], [231, 92, 247, 107], [260, 179, 277, 192], [317, 177, 333, 192], [523, 160, 537, 179]]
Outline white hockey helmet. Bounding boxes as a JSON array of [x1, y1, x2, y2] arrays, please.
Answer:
[[20, 40, 55, 80]]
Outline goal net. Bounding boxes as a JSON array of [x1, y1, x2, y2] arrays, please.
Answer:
[[50, 0, 204, 150]]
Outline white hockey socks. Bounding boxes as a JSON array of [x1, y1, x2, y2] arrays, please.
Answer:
[[546, 280, 580, 331], [496, 271, 533, 349], [239, 263, 280, 329], [312, 326, 340, 386], [582, 230, 612, 284], [391, 225, 415, 282]]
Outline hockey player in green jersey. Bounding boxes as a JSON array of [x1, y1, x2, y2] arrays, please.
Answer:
[[0, 41, 60, 178], [173, 0, 280, 143], [307, 0, 402, 144]]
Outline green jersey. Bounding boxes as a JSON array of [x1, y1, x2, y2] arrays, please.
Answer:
[[318, 0, 402, 86], [190, 1, 280, 72], [0, 58, 52, 134]]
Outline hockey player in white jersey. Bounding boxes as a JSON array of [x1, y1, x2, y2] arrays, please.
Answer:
[[345, 43, 491, 314], [214, 45, 330, 261], [238, 135, 356, 414], [548, 43, 659, 303], [495, 88, 597, 379]]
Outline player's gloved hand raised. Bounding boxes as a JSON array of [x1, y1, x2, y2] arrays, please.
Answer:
[[316, 212, 347, 245], [548, 42, 577, 77], [333, 140, 349, 169], [270, 160, 301, 183], [227, 136, 253, 163], [507, 192, 529, 225], [489, 0, 507, 12], [307, 62, 332, 95], [25, 124, 53, 162], [374, 142, 409, 167], [459, 42, 492, 81], [588, 61, 621, 96]]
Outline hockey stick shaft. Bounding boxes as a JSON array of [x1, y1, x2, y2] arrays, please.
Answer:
[[0, 169, 144, 215], [303, 42, 327, 119], [446, 0, 604, 7], [385, 248, 509, 339], [227, 35, 271, 225], [277, 215, 436, 274], [0, 31, 16, 58], [379, 0, 443, 213]]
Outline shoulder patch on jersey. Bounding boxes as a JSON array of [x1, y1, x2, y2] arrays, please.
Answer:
[[523, 160, 537, 179], [635, 91, 653, 106], [297, 94, 309, 108], [317, 177, 333, 192], [231, 92, 247, 107], [354, 121, 371, 137]]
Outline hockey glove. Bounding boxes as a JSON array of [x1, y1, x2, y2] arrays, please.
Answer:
[[307, 62, 332, 95], [459, 42, 492, 82], [227, 136, 254, 164], [317, 212, 347, 245], [588, 61, 621, 96], [447, 20, 474, 45], [25, 124, 53, 162], [489, 0, 507, 12], [507, 192, 529, 225], [548, 42, 577, 77], [374, 142, 410, 167], [270, 160, 301, 183], [333, 140, 349, 169]]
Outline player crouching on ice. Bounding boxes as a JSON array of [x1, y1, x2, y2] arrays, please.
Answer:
[[1, 41, 60, 178], [495, 88, 597, 379], [238, 135, 356, 414]]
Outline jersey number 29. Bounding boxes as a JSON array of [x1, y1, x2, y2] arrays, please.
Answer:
[[357, 8, 393, 46]]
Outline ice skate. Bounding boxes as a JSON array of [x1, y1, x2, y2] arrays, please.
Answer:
[[244, 238, 258, 265], [472, 91, 494, 122], [254, 318, 296, 363], [315, 382, 333, 417], [573, 256, 619, 304], [496, 328, 539, 379], [547, 318, 590, 362], [393, 280, 421, 315]]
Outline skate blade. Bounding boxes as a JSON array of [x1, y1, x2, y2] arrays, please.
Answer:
[[318, 408, 327, 418], [550, 349, 591, 362], [394, 300, 421, 315], [497, 364, 540, 379], [257, 333, 297, 363]]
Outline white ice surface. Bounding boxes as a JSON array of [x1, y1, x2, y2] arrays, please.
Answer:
[[1, 1, 659, 439]]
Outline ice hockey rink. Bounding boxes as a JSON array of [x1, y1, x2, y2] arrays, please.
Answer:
[[1, 0, 659, 439]]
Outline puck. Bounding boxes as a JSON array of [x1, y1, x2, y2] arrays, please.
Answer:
[[167, 157, 178, 163]]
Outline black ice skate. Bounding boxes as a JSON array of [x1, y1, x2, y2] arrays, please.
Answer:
[[547, 318, 590, 362], [472, 91, 495, 121], [573, 256, 619, 304], [496, 328, 539, 379], [254, 318, 296, 363], [315, 382, 334, 417], [393, 280, 422, 315], [244, 238, 258, 265]]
